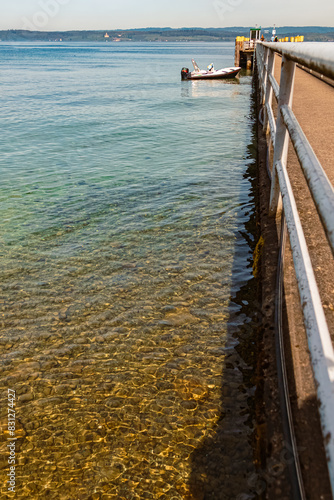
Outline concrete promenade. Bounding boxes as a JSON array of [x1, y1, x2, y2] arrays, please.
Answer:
[[273, 58, 334, 499]]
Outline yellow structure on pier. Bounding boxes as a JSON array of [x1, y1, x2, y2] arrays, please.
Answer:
[[235, 27, 261, 69], [278, 36, 304, 42], [235, 28, 304, 69]]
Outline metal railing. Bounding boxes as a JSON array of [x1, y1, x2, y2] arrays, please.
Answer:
[[243, 40, 255, 50], [256, 42, 334, 496]]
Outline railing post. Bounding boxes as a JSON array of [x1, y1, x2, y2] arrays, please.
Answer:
[[263, 50, 275, 134], [256, 43, 262, 86], [261, 46, 269, 104], [269, 55, 296, 216]]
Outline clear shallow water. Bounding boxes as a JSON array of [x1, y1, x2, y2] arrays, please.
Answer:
[[0, 42, 257, 499]]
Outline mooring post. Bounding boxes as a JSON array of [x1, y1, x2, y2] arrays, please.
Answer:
[[246, 53, 252, 69], [235, 40, 241, 67]]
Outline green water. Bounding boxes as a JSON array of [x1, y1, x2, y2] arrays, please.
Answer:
[[0, 42, 258, 499]]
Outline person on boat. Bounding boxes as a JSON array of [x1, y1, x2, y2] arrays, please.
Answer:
[[261, 34, 265, 41], [207, 63, 214, 72]]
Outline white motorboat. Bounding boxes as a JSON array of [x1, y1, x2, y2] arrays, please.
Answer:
[[181, 59, 241, 80]]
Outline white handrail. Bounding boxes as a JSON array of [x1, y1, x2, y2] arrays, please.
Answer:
[[262, 42, 334, 80], [256, 41, 334, 497], [268, 73, 279, 100], [280, 104, 334, 252]]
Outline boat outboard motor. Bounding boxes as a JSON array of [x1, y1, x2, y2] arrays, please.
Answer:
[[181, 67, 189, 80]]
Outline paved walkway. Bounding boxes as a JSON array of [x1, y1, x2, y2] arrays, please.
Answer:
[[272, 57, 334, 499], [273, 58, 334, 334], [274, 59, 334, 328]]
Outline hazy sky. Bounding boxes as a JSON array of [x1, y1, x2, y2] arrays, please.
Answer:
[[1, 0, 333, 31]]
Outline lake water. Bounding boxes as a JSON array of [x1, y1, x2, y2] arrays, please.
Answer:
[[0, 42, 258, 499]]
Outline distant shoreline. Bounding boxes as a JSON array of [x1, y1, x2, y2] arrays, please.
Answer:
[[1, 26, 334, 43]]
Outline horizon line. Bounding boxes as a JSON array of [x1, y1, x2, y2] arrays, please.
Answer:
[[1, 25, 334, 33]]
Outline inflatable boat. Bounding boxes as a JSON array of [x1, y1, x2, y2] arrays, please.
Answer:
[[181, 59, 241, 80]]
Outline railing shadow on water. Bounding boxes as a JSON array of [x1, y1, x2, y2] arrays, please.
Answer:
[[186, 91, 266, 500]]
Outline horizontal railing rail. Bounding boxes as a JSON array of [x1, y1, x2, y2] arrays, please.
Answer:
[[244, 40, 255, 50], [256, 41, 334, 497], [262, 42, 334, 80]]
